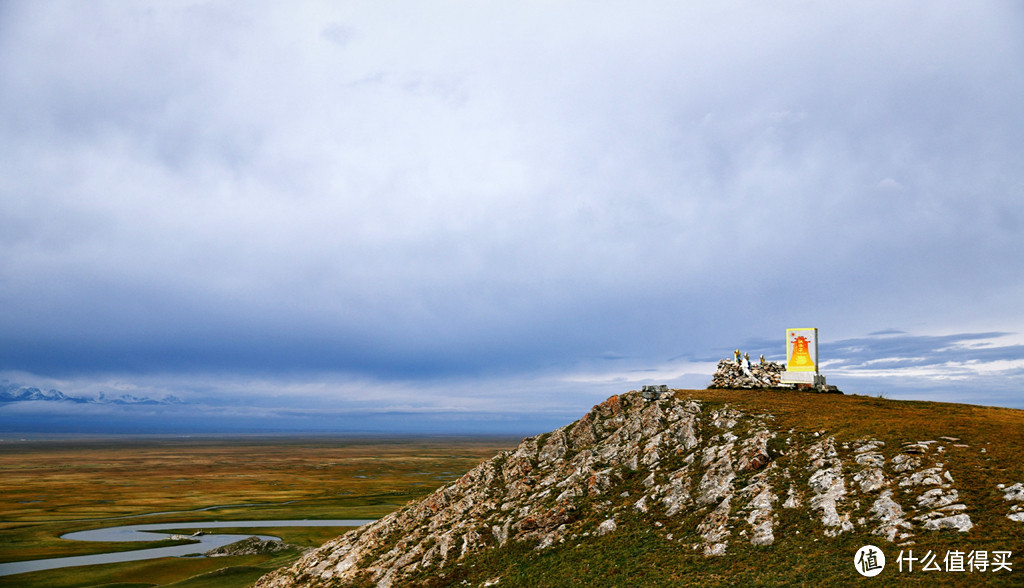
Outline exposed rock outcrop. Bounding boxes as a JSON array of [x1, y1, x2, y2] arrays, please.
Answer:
[[1000, 482, 1024, 522], [254, 391, 976, 588], [205, 536, 301, 557]]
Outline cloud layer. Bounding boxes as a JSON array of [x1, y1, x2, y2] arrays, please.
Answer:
[[1, 2, 1023, 431]]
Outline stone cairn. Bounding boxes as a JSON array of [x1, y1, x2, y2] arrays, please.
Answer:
[[708, 352, 841, 393], [708, 356, 785, 389]]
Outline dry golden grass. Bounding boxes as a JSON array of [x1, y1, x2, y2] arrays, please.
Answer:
[[0, 436, 518, 565], [672, 388, 1024, 554], [673, 388, 1024, 483]]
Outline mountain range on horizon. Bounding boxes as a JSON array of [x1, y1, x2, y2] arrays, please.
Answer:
[[0, 383, 183, 406]]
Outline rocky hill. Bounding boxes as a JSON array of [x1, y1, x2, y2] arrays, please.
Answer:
[[254, 389, 1024, 587]]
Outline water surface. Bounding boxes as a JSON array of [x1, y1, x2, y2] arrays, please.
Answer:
[[0, 519, 375, 577]]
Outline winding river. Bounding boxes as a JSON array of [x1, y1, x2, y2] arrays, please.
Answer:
[[0, 519, 375, 577]]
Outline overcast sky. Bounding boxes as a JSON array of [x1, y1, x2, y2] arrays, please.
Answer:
[[2, 2, 1023, 434]]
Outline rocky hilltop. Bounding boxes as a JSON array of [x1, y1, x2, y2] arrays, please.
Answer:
[[255, 390, 1023, 587]]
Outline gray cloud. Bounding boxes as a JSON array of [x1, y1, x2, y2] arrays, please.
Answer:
[[1, 2, 1022, 428]]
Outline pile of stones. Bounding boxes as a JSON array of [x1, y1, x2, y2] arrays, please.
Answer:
[[708, 358, 787, 389], [708, 355, 841, 393]]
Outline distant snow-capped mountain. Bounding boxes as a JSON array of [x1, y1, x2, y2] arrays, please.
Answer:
[[0, 383, 183, 406]]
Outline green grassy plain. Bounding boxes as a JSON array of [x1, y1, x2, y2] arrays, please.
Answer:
[[0, 436, 517, 587]]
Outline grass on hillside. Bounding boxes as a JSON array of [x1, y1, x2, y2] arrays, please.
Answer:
[[395, 389, 1024, 587]]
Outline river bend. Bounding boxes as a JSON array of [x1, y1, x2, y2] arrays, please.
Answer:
[[0, 519, 375, 577]]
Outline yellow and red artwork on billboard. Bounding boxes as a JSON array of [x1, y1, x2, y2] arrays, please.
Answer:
[[786, 328, 818, 372]]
